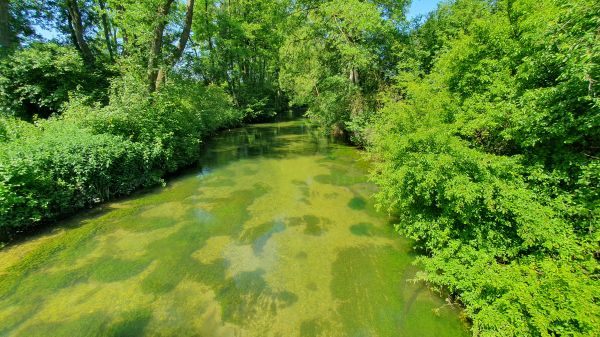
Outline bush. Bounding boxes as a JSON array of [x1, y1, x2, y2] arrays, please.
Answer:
[[0, 77, 243, 241], [0, 121, 156, 238], [0, 43, 112, 120], [370, 0, 600, 335], [0, 116, 35, 143]]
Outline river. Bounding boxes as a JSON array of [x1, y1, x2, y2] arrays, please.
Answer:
[[0, 119, 469, 336]]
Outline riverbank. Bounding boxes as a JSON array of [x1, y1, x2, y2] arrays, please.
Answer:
[[0, 81, 244, 244]]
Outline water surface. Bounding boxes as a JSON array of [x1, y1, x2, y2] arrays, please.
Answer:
[[0, 119, 469, 336]]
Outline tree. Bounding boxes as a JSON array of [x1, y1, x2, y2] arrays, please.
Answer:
[[280, 0, 407, 137], [0, 0, 10, 49], [186, 0, 289, 118], [65, 0, 94, 64], [147, 0, 175, 92], [98, 0, 114, 61], [155, 0, 195, 90]]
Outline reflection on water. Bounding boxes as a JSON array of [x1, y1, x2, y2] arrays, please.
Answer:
[[0, 120, 469, 336]]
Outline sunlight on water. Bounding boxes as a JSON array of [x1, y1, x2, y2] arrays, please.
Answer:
[[0, 119, 469, 337]]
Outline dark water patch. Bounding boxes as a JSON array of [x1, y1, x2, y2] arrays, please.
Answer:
[[350, 222, 382, 237], [240, 220, 286, 254], [277, 291, 299, 306], [140, 223, 212, 294], [348, 188, 380, 217], [106, 309, 153, 337], [240, 220, 285, 245], [314, 172, 364, 187], [292, 179, 311, 199], [300, 318, 326, 337], [216, 269, 298, 326], [287, 217, 302, 227], [217, 269, 273, 325], [241, 167, 260, 176], [299, 197, 311, 205], [291, 179, 307, 186], [140, 254, 210, 294], [304, 221, 327, 236], [348, 197, 367, 210], [87, 257, 150, 283], [314, 160, 366, 187], [324, 192, 338, 199], [11, 309, 152, 337], [140, 264, 182, 294], [208, 184, 270, 236], [303, 215, 319, 227], [193, 258, 229, 287], [13, 268, 88, 302], [287, 215, 318, 227], [287, 215, 329, 236], [0, 302, 43, 336], [351, 222, 396, 239]]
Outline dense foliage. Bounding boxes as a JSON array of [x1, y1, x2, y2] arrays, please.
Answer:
[[369, 0, 600, 336], [0, 43, 111, 119], [0, 77, 241, 239], [0, 0, 246, 239], [280, 0, 408, 143]]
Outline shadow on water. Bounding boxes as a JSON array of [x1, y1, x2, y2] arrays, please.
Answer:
[[199, 120, 340, 171]]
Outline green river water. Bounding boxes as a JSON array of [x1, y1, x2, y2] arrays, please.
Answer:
[[0, 119, 469, 337]]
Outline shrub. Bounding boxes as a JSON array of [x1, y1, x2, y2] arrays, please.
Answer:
[[0, 43, 111, 120], [0, 121, 156, 238], [0, 77, 242, 241], [370, 0, 600, 335]]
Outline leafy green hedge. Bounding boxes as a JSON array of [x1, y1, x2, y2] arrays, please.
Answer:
[[0, 80, 243, 241], [0, 124, 155, 235], [370, 0, 599, 336], [0, 43, 111, 120]]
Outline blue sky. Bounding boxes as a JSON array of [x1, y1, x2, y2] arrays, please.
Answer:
[[406, 0, 443, 21], [35, 25, 59, 40], [36, 1, 444, 40]]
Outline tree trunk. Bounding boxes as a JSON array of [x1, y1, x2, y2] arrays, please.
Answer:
[[0, 0, 11, 49], [148, 0, 175, 92], [115, 4, 128, 55], [156, 0, 196, 90], [66, 0, 94, 64], [349, 68, 359, 85], [65, 8, 82, 53], [205, 0, 215, 83], [173, 0, 195, 62], [98, 0, 113, 61]]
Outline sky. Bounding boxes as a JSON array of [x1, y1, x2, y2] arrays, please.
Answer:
[[406, 0, 443, 21], [35, 24, 59, 40], [35, 1, 445, 41]]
